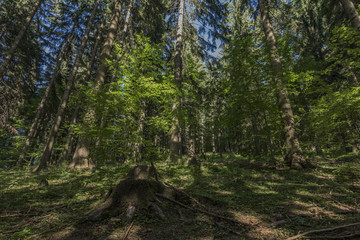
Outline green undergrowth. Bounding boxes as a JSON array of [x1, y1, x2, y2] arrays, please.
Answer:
[[0, 154, 359, 239]]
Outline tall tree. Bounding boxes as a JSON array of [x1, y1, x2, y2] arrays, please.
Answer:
[[69, 0, 125, 169], [340, 0, 360, 28], [0, 0, 43, 79], [33, 0, 100, 172], [258, 0, 309, 168], [17, 20, 78, 165], [169, 0, 185, 162]]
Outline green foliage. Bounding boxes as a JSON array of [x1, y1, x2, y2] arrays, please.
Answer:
[[310, 87, 360, 148], [335, 162, 360, 182], [73, 35, 175, 163]]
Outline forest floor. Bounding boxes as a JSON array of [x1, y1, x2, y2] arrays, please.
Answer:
[[1, 153, 360, 240]]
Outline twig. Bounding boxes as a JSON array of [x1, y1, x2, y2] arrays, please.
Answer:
[[155, 193, 244, 226], [307, 231, 360, 239], [122, 221, 134, 240], [286, 222, 360, 240]]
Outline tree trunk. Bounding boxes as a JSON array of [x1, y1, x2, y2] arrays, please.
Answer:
[[169, 0, 185, 162], [58, 107, 79, 164], [0, 0, 43, 79], [187, 125, 198, 165], [340, 0, 360, 29], [133, 101, 146, 162], [68, 139, 95, 170], [17, 21, 77, 165], [70, 0, 123, 167], [258, 0, 308, 169], [33, 0, 100, 172]]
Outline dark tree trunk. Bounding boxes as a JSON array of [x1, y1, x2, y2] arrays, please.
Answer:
[[169, 0, 185, 162], [258, 0, 308, 169], [70, 0, 124, 168], [33, 0, 100, 172], [17, 21, 77, 166], [0, 0, 43, 79], [340, 0, 360, 28]]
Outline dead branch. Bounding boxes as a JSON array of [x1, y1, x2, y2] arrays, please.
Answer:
[[307, 231, 360, 239], [163, 181, 205, 208], [122, 221, 134, 240], [286, 222, 360, 240], [214, 221, 243, 236], [155, 193, 244, 226]]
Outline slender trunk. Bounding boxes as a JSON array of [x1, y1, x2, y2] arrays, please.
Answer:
[[17, 22, 77, 165], [348, 66, 360, 87], [111, 0, 134, 82], [169, 0, 185, 162], [0, 0, 43, 79], [70, 1, 123, 168], [133, 101, 146, 162], [59, 20, 104, 166], [259, 0, 308, 168], [340, 0, 360, 29], [187, 125, 198, 164], [59, 107, 79, 164], [119, 0, 134, 46], [33, 0, 100, 172]]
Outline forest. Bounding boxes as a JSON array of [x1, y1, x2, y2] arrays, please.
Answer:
[[1, 0, 360, 239]]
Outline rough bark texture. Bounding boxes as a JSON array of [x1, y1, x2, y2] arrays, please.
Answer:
[[89, 165, 173, 220], [340, 0, 360, 29], [17, 22, 77, 165], [133, 101, 146, 162], [68, 139, 95, 170], [59, 108, 79, 164], [0, 0, 43, 79], [259, 0, 308, 169], [71, 0, 123, 166], [33, 0, 100, 172], [169, 0, 185, 162]]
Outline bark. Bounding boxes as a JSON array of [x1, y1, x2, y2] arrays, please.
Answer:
[[0, 0, 43, 79], [133, 101, 146, 162], [70, 0, 123, 167], [33, 0, 100, 172], [59, 108, 79, 164], [68, 139, 95, 169], [119, 0, 134, 46], [340, 0, 360, 29], [348, 66, 360, 87], [169, 0, 185, 162], [259, 0, 308, 168], [17, 21, 77, 165], [187, 126, 198, 165]]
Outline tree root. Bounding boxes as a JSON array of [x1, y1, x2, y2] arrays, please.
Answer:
[[155, 193, 245, 226], [286, 222, 360, 240]]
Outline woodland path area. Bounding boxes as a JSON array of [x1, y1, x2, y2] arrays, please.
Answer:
[[1, 154, 360, 240]]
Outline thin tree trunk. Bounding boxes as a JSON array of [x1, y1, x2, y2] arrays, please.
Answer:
[[259, 0, 308, 169], [187, 125, 198, 164], [59, 107, 79, 164], [58, 19, 104, 166], [33, 0, 100, 172], [0, 0, 43, 79], [70, 1, 123, 168], [348, 66, 360, 87], [133, 101, 146, 162], [17, 22, 77, 165], [340, 0, 360, 29], [169, 0, 185, 162]]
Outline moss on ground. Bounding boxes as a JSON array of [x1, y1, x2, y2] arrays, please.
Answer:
[[0, 154, 359, 239]]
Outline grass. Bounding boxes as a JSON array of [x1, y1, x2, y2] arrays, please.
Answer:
[[0, 154, 359, 239]]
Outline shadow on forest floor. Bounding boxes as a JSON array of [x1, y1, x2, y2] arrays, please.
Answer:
[[0, 153, 360, 239]]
